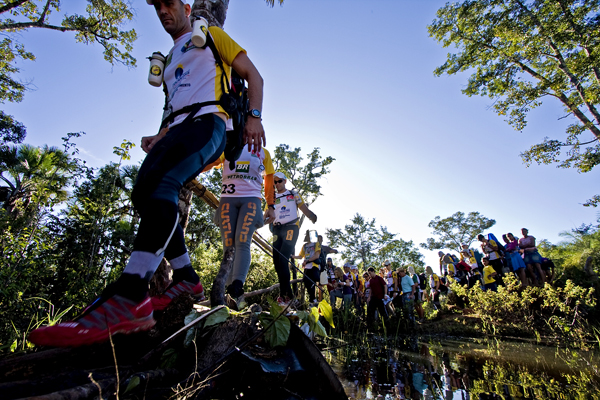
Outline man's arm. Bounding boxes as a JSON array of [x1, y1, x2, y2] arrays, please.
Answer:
[[298, 203, 317, 223], [231, 52, 265, 152]]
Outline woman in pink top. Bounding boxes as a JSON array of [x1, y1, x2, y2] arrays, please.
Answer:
[[518, 228, 546, 285], [506, 233, 528, 288]]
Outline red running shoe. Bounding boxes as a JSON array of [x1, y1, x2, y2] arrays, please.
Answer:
[[151, 280, 205, 311], [28, 296, 155, 347]]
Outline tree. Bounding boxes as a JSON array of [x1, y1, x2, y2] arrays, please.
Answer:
[[271, 144, 335, 208], [326, 213, 396, 270], [0, 1, 137, 144], [421, 211, 496, 252], [429, 0, 600, 205], [0, 144, 76, 219], [376, 239, 425, 272]]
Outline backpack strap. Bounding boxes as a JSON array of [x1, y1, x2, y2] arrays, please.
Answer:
[[158, 31, 233, 131]]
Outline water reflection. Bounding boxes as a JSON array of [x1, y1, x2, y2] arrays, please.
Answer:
[[323, 336, 600, 400]]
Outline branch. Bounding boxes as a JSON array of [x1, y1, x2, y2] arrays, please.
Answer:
[[0, 0, 30, 15], [37, 0, 52, 25], [0, 21, 79, 33]]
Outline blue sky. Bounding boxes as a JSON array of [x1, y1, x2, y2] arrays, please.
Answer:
[[4, 0, 599, 269]]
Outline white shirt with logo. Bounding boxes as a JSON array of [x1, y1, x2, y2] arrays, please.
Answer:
[[163, 28, 245, 130], [220, 148, 274, 198], [273, 189, 304, 225]]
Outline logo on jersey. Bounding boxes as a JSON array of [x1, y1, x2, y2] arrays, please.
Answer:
[[286, 195, 294, 200], [235, 162, 250, 173], [175, 64, 184, 79], [181, 40, 197, 53]]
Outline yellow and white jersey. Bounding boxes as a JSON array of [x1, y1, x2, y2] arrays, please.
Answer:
[[164, 27, 245, 130], [220, 148, 274, 198], [273, 189, 304, 225]]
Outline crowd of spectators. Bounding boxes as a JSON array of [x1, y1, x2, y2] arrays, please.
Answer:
[[313, 228, 555, 328]]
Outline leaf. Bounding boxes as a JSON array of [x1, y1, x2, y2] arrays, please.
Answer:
[[124, 376, 140, 394], [204, 307, 230, 328], [258, 313, 290, 348], [183, 311, 202, 348], [160, 348, 178, 369], [307, 306, 327, 337], [10, 339, 17, 352], [318, 299, 335, 328]]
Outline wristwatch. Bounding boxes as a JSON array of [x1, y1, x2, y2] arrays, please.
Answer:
[[249, 109, 262, 119]]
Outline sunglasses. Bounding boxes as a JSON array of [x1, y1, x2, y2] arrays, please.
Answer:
[[274, 179, 284, 184]]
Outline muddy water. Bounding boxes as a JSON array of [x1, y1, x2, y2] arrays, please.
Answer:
[[322, 336, 600, 400]]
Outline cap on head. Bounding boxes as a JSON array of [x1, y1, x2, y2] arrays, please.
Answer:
[[383, 260, 391, 266], [351, 265, 358, 270], [461, 243, 468, 247], [274, 172, 287, 180], [327, 257, 332, 262]]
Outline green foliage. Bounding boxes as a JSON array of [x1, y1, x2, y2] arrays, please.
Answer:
[[538, 224, 600, 287], [271, 144, 335, 208], [259, 299, 291, 347], [377, 238, 425, 271], [429, 0, 600, 197], [326, 213, 395, 269], [421, 211, 496, 252], [0, 1, 137, 140], [450, 274, 596, 343]]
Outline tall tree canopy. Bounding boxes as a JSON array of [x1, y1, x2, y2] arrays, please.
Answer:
[[429, 0, 600, 204], [326, 213, 396, 270], [0, 0, 137, 146], [421, 211, 496, 252], [271, 144, 335, 208]]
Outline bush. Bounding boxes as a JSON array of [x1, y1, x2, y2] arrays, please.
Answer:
[[450, 274, 596, 343]]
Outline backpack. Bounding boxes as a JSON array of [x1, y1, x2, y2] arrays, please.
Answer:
[[418, 273, 427, 290], [318, 249, 327, 272], [488, 233, 506, 257], [159, 32, 248, 170]]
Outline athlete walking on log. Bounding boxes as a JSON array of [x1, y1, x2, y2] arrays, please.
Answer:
[[269, 172, 317, 306], [29, 0, 265, 347], [207, 148, 276, 310]]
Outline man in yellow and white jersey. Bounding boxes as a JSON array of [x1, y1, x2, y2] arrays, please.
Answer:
[[29, 0, 266, 347], [208, 147, 275, 309], [270, 172, 317, 304]]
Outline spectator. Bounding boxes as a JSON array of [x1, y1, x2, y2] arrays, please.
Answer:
[[317, 235, 338, 301], [506, 232, 528, 288], [292, 231, 321, 305], [519, 228, 546, 285], [367, 267, 388, 327], [477, 234, 504, 286], [425, 266, 442, 310], [481, 257, 498, 292], [397, 268, 416, 324], [329, 267, 345, 309], [438, 251, 454, 276], [408, 266, 425, 322]]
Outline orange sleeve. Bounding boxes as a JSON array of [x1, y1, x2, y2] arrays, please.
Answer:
[[264, 173, 275, 206], [201, 153, 225, 173]]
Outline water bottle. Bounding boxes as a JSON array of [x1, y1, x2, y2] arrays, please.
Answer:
[[191, 17, 208, 47], [147, 52, 166, 87]]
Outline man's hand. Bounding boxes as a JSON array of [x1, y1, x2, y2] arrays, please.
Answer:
[[141, 127, 168, 153], [244, 117, 265, 153], [263, 207, 275, 224]]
